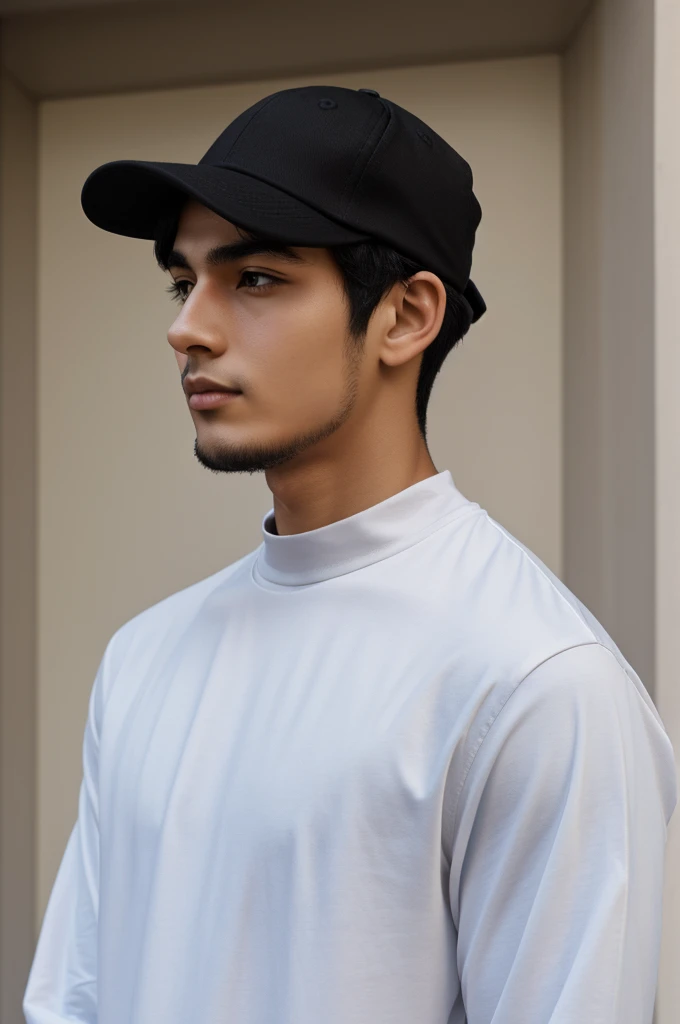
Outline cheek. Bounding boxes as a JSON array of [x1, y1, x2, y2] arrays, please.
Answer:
[[254, 298, 350, 411], [258, 287, 348, 373]]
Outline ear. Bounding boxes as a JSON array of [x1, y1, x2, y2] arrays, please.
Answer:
[[380, 272, 447, 369]]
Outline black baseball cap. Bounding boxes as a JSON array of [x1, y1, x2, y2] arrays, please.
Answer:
[[81, 84, 486, 322]]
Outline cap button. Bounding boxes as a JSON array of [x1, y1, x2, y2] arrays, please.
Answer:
[[358, 88, 380, 97]]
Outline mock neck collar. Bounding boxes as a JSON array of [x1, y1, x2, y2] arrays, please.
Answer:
[[252, 469, 472, 588]]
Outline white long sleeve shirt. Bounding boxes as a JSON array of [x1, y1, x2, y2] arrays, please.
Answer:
[[24, 469, 676, 1024]]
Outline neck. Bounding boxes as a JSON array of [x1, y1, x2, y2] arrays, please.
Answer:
[[256, 467, 470, 588], [266, 448, 439, 537]]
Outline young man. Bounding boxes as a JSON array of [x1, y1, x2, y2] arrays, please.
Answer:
[[24, 85, 676, 1024]]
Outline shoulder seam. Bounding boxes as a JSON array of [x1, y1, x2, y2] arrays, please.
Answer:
[[448, 639, 609, 845]]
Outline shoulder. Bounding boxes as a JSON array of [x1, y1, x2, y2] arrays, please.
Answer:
[[459, 641, 676, 823], [447, 508, 628, 681], [98, 548, 258, 695], [437, 509, 677, 829]]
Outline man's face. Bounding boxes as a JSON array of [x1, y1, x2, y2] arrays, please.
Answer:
[[166, 198, 366, 476]]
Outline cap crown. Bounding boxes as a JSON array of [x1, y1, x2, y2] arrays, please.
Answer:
[[199, 85, 481, 291]]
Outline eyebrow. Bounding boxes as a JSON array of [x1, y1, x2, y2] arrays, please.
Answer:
[[165, 238, 308, 271]]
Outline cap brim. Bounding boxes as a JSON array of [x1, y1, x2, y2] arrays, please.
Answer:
[[80, 159, 373, 246]]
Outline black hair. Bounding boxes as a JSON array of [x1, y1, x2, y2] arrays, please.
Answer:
[[153, 199, 473, 443]]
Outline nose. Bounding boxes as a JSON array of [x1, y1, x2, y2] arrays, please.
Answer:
[[166, 283, 227, 360]]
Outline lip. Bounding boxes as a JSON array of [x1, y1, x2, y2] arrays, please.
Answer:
[[188, 390, 242, 410], [183, 374, 242, 395], [183, 375, 243, 410]]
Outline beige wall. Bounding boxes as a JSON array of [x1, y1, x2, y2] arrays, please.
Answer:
[[562, 8, 604, 630], [654, 0, 680, 1016], [563, 0, 655, 688], [36, 55, 562, 922], [564, 0, 679, 1019], [0, 67, 38, 1024]]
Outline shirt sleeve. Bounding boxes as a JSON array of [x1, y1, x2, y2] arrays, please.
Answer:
[[448, 641, 677, 1024], [23, 639, 111, 1024]]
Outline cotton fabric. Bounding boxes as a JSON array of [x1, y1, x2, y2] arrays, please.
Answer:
[[23, 470, 677, 1024]]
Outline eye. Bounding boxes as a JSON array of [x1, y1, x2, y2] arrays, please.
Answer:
[[166, 279, 192, 304], [237, 270, 279, 291], [166, 270, 280, 305]]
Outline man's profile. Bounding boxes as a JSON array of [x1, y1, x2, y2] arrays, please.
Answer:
[[23, 84, 676, 1024]]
